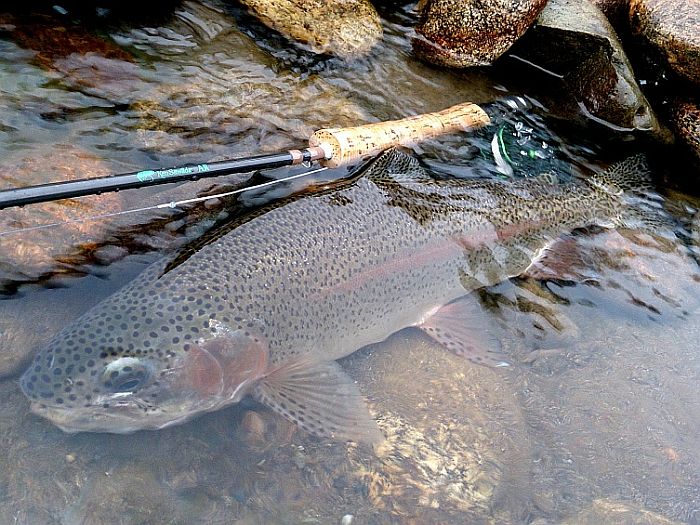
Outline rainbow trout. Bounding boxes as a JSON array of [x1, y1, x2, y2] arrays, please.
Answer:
[[20, 149, 651, 442]]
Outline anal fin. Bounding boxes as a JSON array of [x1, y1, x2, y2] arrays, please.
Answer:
[[253, 359, 383, 445], [418, 295, 509, 367], [524, 235, 599, 283]]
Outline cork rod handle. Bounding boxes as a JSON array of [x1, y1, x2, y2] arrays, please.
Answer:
[[308, 102, 491, 168]]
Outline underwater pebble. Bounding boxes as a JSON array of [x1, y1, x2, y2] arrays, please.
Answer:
[[341, 514, 353, 525], [240, 410, 267, 447], [65, 453, 76, 464]]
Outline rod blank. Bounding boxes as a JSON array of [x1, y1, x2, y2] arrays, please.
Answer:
[[0, 148, 326, 210], [0, 100, 507, 210]]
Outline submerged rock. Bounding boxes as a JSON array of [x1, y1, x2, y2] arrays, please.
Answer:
[[238, 0, 383, 58], [0, 146, 123, 281], [669, 99, 700, 164], [341, 333, 531, 521], [413, 0, 547, 67], [114, 5, 374, 154], [0, 12, 133, 70], [0, 144, 257, 287], [629, 0, 700, 85], [510, 0, 659, 132]]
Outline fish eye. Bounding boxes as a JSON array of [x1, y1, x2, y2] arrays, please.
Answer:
[[101, 357, 152, 393]]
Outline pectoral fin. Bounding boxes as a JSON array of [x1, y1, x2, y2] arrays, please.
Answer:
[[418, 295, 509, 367], [253, 359, 383, 445]]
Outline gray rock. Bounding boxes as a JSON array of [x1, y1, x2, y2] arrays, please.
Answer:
[[510, 0, 659, 133], [629, 0, 700, 86], [413, 0, 548, 68]]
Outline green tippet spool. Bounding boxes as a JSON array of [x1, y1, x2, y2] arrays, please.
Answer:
[[481, 100, 565, 179]]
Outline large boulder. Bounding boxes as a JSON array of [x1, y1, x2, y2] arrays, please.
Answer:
[[629, 0, 700, 86], [413, 0, 548, 68], [237, 0, 383, 59], [510, 0, 659, 132]]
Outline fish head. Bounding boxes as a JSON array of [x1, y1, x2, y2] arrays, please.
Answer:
[[19, 291, 269, 433]]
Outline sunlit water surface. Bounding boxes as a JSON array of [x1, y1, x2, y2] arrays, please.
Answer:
[[0, 1, 699, 524]]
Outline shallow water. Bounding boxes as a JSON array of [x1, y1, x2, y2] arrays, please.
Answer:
[[0, 1, 699, 524]]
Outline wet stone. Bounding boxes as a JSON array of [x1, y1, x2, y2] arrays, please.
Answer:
[[339, 332, 531, 522], [238, 0, 383, 59], [413, 0, 548, 68], [0, 11, 133, 70], [0, 145, 122, 282], [92, 245, 130, 265], [238, 408, 296, 452], [509, 0, 659, 133], [629, 0, 700, 85]]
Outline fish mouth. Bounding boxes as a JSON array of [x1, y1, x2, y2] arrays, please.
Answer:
[[29, 401, 197, 434]]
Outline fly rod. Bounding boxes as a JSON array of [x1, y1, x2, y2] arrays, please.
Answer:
[[0, 97, 529, 210]]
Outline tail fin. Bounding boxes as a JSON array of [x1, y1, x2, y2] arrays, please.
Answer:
[[587, 154, 654, 195], [589, 154, 673, 233]]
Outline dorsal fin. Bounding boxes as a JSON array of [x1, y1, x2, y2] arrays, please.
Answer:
[[360, 147, 434, 184]]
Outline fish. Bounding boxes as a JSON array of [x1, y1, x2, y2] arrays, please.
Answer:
[[19, 148, 653, 443]]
